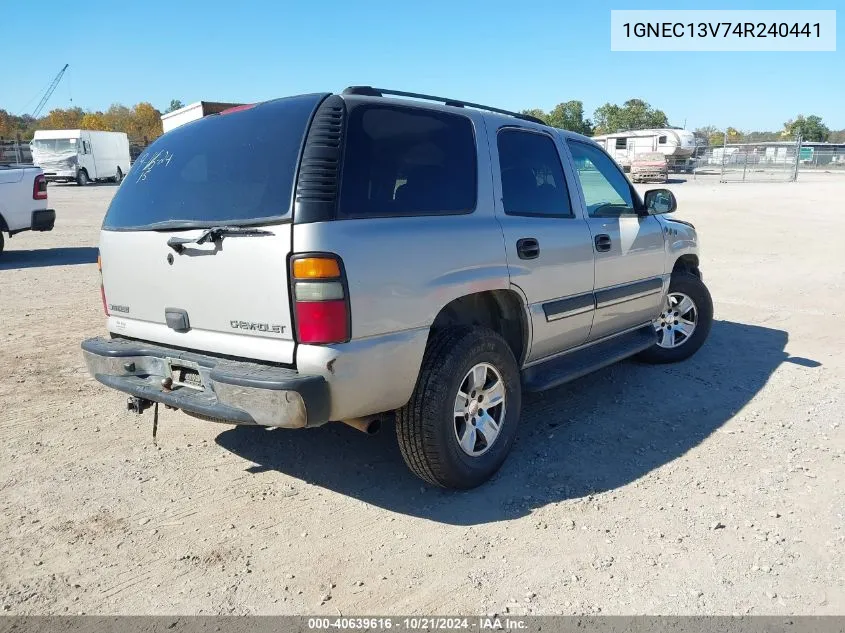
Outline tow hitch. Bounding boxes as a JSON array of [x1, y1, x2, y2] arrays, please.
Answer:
[[126, 397, 160, 441], [126, 396, 154, 414]]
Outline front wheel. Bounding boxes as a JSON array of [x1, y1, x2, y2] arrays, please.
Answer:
[[114, 167, 123, 184], [637, 271, 713, 364], [396, 327, 522, 489], [76, 170, 89, 186]]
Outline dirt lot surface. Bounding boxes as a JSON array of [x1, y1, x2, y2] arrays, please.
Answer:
[[1, 174, 843, 616]]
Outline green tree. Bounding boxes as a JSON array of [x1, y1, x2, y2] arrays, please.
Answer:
[[42, 107, 85, 129], [520, 108, 548, 123], [546, 101, 593, 135], [744, 130, 781, 142], [520, 101, 593, 135], [694, 126, 718, 144], [167, 99, 185, 113], [783, 115, 830, 142], [0, 109, 15, 138], [103, 104, 134, 133], [593, 99, 669, 134], [707, 127, 743, 146], [132, 102, 164, 141], [80, 112, 112, 131]]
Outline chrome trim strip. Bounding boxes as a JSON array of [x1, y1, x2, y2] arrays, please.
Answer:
[[542, 292, 596, 322], [594, 277, 664, 309], [596, 287, 662, 309], [546, 304, 594, 322]]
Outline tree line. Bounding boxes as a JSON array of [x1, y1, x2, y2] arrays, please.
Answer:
[[522, 100, 843, 144], [0, 100, 188, 144], [2, 97, 843, 145]]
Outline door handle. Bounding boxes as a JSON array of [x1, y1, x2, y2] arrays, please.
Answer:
[[594, 234, 612, 252], [516, 238, 540, 260]]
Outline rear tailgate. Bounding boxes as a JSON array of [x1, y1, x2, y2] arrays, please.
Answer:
[[100, 224, 295, 363], [99, 93, 329, 364]]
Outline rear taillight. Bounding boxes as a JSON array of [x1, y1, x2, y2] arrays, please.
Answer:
[[33, 174, 47, 200], [98, 254, 109, 316], [290, 255, 349, 344]]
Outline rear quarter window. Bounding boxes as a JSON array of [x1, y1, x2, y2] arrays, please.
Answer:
[[338, 105, 477, 218], [102, 93, 325, 230]]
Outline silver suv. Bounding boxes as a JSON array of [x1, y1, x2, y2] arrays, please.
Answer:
[[82, 87, 712, 489]]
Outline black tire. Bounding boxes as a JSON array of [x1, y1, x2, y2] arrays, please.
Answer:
[[637, 271, 713, 364], [114, 167, 123, 184], [0, 232, 4, 255], [396, 326, 522, 489], [76, 169, 89, 186]]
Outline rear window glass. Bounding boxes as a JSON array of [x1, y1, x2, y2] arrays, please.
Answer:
[[497, 128, 573, 218], [338, 105, 477, 217], [102, 93, 324, 230]]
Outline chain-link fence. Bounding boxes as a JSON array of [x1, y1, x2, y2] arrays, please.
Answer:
[[796, 147, 845, 171], [691, 140, 800, 182], [0, 138, 32, 165], [690, 138, 845, 182]]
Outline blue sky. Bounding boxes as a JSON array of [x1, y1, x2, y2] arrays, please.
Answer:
[[3, 0, 842, 131]]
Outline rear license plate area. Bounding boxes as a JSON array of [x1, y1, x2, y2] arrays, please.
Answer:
[[165, 358, 205, 391]]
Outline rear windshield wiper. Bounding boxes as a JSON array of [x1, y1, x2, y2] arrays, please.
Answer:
[[166, 226, 272, 253]]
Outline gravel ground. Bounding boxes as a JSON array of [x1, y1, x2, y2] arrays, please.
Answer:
[[1, 174, 843, 616]]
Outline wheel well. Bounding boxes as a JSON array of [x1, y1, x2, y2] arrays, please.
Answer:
[[0, 213, 8, 232], [430, 290, 528, 365], [673, 255, 700, 278]]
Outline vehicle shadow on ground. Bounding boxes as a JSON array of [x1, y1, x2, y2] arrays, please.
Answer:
[[216, 320, 818, 525], [0, 246, 99, 270]]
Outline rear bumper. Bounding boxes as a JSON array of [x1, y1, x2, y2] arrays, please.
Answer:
[[44, 171, 76, 181], [631, 170, 668, 180], [8, 209, 55, 235], [81, 336, 330, 428], [32, 209, 55, 231]]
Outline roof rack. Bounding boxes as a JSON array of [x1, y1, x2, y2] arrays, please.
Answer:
[[342, 86, 545, 125]]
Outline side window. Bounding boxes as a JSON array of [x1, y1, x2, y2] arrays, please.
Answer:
[[658, 135, 667, 144], [568, 141, 636, 217], [338, 105, 477, 217], [615, 137, 627, 149], [496, 129, 572, 218]]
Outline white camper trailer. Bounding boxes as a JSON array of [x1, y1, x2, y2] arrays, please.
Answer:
[[31, 130, 130, 185], [160, 101, 246, 133], [592, 128, 695, 172]]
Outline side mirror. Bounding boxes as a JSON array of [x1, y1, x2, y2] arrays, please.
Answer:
[[644, 188, 677, 215]]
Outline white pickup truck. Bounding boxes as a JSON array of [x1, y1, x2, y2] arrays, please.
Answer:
[[0, 164, 56, 254]]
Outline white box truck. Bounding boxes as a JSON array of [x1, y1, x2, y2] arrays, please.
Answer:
[[160, 101, 246, 134], [31, 130, 131, 186]]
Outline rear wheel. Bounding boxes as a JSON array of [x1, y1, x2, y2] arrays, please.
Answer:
[[76, 169, 89, 186], [0, 232, 5, 255], [638, 271, 713, 364], [396, 327, 522, 489]]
